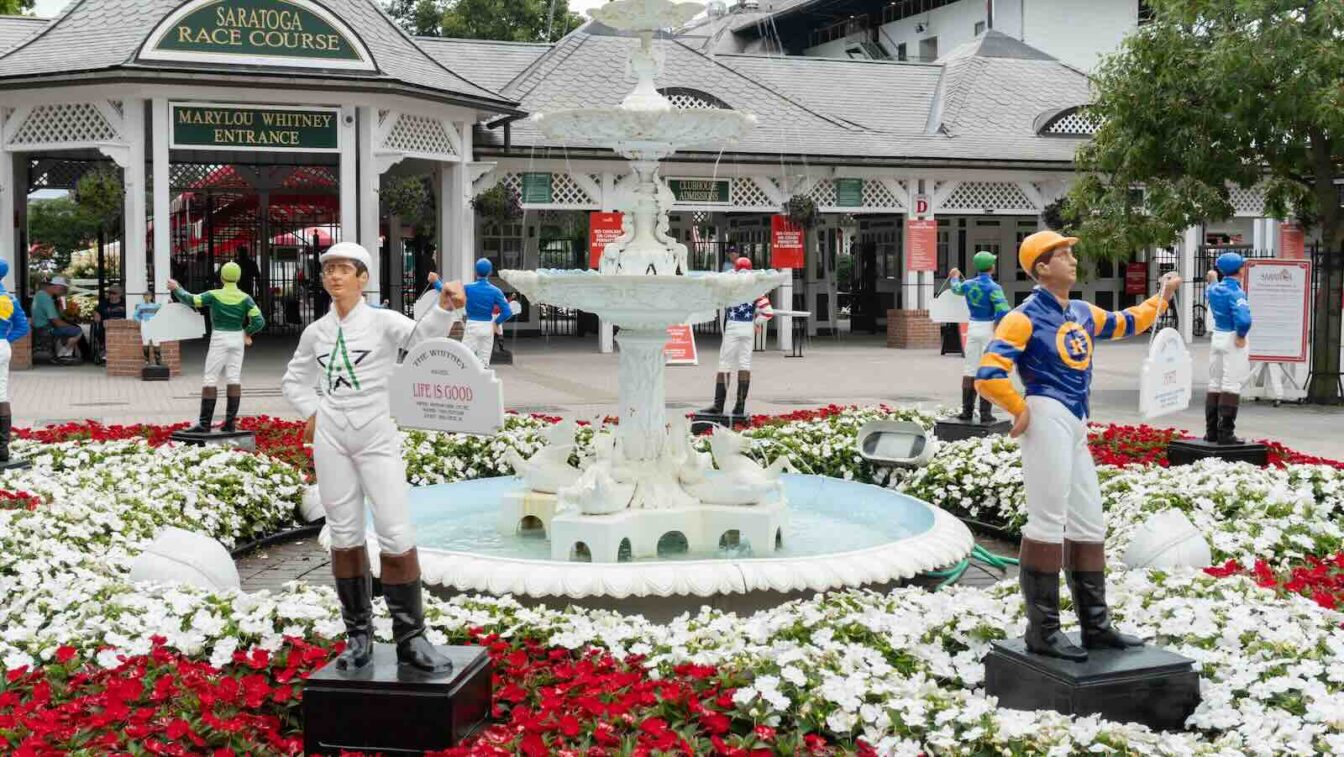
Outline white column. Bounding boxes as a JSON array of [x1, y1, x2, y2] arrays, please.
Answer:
[[339, 106, 357, 249], [456, 122, 474, 283], [0, 145, 13, 293], [437, 163, 452, 277], [777, 270, 793, 352], [357, 106, 380, 305], [1180, 225, 1200, 343], [1252, 218, 1265, 252], [123, 99, 148, 301], [387, 212, 403, 312], [1264, 218, 1277, 255], [445, 162, 469, 282], [151, 98, 171, 302], [599, 171, 616, 354]]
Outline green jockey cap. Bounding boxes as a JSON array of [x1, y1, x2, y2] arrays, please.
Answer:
[[973, 251, 997, 273], [220, 261, 242, 283]]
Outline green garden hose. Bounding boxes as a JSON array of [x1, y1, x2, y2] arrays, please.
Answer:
[[923, 545, 1019, 589]]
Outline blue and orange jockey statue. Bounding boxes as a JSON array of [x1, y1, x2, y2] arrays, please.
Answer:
[[947, 250, 1010, 423], [1204, 252, 1253, 444], [0, 259, 29, 464], [976, 230, 1180, 662]]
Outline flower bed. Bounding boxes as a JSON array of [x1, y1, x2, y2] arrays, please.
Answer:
[[3, 407, 1344, 754]]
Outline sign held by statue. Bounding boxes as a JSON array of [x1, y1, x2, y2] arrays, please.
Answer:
[[391, 338, 504, 435], [1139, 327, 1193, 420]]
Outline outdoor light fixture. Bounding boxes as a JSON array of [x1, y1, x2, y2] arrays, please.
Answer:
[[855, 420, 935, 469]]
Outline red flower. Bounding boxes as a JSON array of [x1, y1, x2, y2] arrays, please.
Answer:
[[53, 646, 76, 664]]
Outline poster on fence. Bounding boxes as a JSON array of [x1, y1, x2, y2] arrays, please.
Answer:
[[1243, 260, 1311, 363], [589, 212, 625, 269], [663, 325, 698, 365]]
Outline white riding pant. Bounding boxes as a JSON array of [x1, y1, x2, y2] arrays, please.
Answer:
[[963, 320, 995, 377], [718, 321, 755, 372], [1020, 395, 1106, 544], [1209, 330, 1250, 394], [0, 341, 10, 403], [202, 330, 245, 388], [463, 320, 494, 368], [314, 413, 416, 555]]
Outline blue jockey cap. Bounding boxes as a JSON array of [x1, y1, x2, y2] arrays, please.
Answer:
[[1215, 252, 1245, 275], [475, 258, 493, 278]]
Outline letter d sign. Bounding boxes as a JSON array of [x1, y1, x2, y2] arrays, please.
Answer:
[[914, 195, 930, 217]]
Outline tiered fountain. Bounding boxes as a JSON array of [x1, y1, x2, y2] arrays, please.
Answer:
[[397, 0, 973, 616]]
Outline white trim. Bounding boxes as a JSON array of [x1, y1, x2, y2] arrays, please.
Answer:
[[168, 101, 341, 154], [137, 0, 376, 72], [152, 98, 172, 302]]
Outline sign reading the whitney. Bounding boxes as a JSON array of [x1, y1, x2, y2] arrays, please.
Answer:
[[390, 338, 504, 436], [171, 104, 339, 152], [141, 0, 374, 70]]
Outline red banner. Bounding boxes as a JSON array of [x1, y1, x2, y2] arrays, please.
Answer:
[[1279, 222, 1305, 260], [770, 215, 804, 269], [1125, 262, 1149, 295], [663, 324, 697, 365], [589, 212, 624, 269], [905, 219, 938, 273]]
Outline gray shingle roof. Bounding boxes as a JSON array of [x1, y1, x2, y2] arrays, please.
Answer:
[[415, 37, 549, 94], [0, 16, 47, 55], [0, 0, 516, 111]]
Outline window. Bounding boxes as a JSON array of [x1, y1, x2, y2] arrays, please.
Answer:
[[896, 42, 907, 61], [919, 36, 938, 62], [974, 20, 985, 35], [881, 0, 958, 25]]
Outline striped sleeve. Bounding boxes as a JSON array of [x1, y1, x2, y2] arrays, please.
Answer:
[[975, 311, 1032, 416], [989, 286, 1011, 322], [754, 296, 774, 321], [1088, 294, 1166, 340]]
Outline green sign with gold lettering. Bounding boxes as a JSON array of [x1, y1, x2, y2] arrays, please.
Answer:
[[668, 179, 730, 204], [171, 104, 340, 152], [143, 0, 372, 69]]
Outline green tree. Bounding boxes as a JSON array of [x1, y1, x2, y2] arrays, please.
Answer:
[[387, 0, 583, 42], [1065, 0, 1344, 403], [0, 0, 35, 15], [27, 196, 99, 273]]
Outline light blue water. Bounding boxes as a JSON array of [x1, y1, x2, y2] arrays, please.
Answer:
[[408, 473, 936, 562]]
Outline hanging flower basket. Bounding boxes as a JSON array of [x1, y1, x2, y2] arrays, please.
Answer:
[[472, 183, 523, 223], [783, 195, 818, 229]]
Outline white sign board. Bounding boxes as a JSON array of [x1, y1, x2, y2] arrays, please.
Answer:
[[390, 338, 504, 435], [1244, 260, 1311, 363], [411, 289, 439, 322], [141, 302, 207, 345], [1138, 327, 1193, 420], [928, 288, 970, 323]]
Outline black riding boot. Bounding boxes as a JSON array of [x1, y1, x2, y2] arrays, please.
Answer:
[[700, 376, 728, 415], [1019, 538, 1088, 662], [1065, 540, 1145, 650], [957, 378, 975, 421], [1217, 394, 1244, 445], [731, 378, 750, 417], [0, 411, 11, 463], [978, 396, 996, 424], [221, 393, 241, 433], [189, 397, 216, 433], [331, 547, 374, 671], [381, 549, 454, 675], [1203, 392, 1221, 443]]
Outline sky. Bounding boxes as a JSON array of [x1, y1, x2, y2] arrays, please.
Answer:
[[31, 0, 611, 20]]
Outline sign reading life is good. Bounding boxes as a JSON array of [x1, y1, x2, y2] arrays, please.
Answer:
[[140, 0, 374, 70], [171, 104, 339, 152], [390, 338, 504, 436]]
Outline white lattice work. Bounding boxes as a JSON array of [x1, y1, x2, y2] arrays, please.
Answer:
[[807, 179, 837, 207], [730, 177, 774, 208], [941, 182, 1036, 212], [862, 179, 905, 210], [502, 173, 596, 207], [1228, 184, 1265, 216], [384, 114, 457, 157], [8, 103, 119, 146], [169, 164, 254, 190], [659, 88, 731, 110], [1044, 110, 1099, 136]]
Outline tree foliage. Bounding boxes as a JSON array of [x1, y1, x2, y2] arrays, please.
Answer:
[[0, 0, 35, 16], [386, 0, 583, 42], [27, 196, 101, 273]]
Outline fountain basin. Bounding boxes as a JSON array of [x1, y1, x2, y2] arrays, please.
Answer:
[[369, 474, 972, 615], [500, 269, 788, 329]]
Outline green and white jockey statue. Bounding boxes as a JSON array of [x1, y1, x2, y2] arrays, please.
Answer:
[[168, 262, 266, 433]]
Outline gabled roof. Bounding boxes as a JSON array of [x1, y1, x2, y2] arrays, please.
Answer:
[[0, 15, 47, 55], [416, 37, 550, 94], [0, 0, 518, 113]]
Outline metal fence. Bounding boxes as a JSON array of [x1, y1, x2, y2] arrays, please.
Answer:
[[1307, 246, 1344, 402]]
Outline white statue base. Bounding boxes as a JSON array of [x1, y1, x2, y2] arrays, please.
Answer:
[[498, 490, 560, 537], [549, 497, 788, 563]]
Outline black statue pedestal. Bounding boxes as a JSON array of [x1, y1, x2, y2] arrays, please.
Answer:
[[933, 417, 1011, 442], [303, 644, 492, 755], [1168, 438, 1268, 467], [690, 411, 752, 435], [141, 364, 170, 381], [168, 428, 257, 451], [985, 635, 1200, 732], [0, 458, 31, 471]]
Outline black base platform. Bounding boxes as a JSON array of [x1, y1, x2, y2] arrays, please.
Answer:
[[168, 429, 257, 451], [141, 365, 170, 381], [1168, 438, 1268, 467], [985, 634, 1200, 732], [690, 411, 752, 435], [303, 644, 492, 755], [0, 457, 31, 471], [934, 417, 1011, 441]]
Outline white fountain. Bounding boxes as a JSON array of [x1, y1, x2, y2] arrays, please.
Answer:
[[500, 0, 792, 562]]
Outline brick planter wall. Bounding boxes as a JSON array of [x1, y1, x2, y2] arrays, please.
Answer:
[[886, 309, 942, 349], [106, 320, 181, 378], [10, 334, 31, 371]]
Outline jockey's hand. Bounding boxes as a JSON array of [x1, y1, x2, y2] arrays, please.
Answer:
[[303, 415, 316, 444], [1235, 336, 1247, 349], [1009, 405, 1031, 439], [166, 279, 179, 292]]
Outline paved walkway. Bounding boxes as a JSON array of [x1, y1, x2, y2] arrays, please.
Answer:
[[13, 332, 1344, 458]]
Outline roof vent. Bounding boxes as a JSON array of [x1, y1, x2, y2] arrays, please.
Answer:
[[738, 0, 759, 10], [707, 0, 728, 16]]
